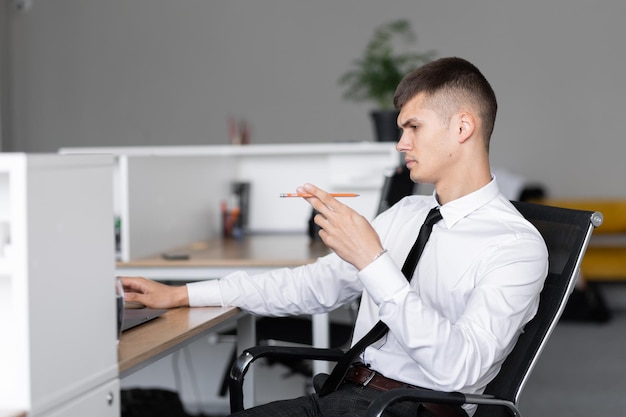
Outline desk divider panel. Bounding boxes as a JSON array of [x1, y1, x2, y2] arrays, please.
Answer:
[[60, 143, 399, 262], [235, 153, 331, 234], [121, 154, 236, 261], [237, 152, 395, 233]]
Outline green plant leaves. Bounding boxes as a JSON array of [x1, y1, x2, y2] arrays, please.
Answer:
[[338, 19, 436, 110]]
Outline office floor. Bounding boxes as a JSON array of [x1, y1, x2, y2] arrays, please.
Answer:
[[519, 285, 626, 416]]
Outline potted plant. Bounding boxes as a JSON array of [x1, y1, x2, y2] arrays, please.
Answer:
[[338, 19, 436, 142]]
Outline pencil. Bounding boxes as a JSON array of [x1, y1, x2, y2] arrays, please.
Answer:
[[280, 193, 360, 198]]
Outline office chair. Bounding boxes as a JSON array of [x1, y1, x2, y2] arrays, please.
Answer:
[[217, 311, 356, 397], [377, 165, 417, 215], [228, 201, 602, 417]]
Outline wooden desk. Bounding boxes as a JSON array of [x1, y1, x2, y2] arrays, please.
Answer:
[[116, 234, 334, 379], [116, 234, 330, 280], [119, 306, 240, 378]]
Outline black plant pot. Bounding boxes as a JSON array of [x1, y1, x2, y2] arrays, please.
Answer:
[[370, 110, 401, 142]]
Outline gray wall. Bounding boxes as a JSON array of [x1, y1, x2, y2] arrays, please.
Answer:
[[3, 1, 625, 198]]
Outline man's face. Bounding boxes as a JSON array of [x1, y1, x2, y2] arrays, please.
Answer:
[[396, 92, 457, 185]]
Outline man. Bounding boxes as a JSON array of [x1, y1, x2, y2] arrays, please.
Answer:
[[122, 57, 548, 417]]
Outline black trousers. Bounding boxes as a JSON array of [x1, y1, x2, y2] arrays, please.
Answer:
[[229, 381, 436, 417]]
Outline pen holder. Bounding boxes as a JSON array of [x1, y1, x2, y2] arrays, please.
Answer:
[[222, 181, 250, 239], [222, 207, 242, 239]]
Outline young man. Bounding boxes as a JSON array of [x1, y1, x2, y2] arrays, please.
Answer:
[[122, 57, 548, 417]]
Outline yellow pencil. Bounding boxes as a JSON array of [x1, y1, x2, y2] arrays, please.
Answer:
[[279, 193, 360, 198]]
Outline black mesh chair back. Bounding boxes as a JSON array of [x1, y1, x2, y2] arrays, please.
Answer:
[[377, 165, 417, 215], [475, 201, 602, 417]]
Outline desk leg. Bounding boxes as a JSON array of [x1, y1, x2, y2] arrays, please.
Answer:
[[237, 314, 256, 408], [312, 313, 330, 375]]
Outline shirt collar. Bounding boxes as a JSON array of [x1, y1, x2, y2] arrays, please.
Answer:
[[432, 178, 501, 228]]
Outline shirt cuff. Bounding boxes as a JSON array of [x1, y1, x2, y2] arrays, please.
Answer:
[[186, 280, 223, 307], [357, 251, 408, 305]]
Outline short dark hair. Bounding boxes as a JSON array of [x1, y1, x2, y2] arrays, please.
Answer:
[[393, 57, 498, 148]]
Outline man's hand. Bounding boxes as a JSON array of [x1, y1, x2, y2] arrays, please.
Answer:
[[299, 183, 384, 270], [120, 276, 189, 309]]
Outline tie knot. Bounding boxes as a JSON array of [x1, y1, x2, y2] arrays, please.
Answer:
[[424, 207, 443, 226]]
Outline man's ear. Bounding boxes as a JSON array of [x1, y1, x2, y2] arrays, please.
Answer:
[[457, 112, 476, 143]]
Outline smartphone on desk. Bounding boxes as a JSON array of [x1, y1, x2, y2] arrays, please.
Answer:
[[161, 252, 190, 261]]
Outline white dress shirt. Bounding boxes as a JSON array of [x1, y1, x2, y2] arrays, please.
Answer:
[[187, 178, 548, 415]]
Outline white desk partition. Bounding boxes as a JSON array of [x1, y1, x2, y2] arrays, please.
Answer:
[[60, 143, 399, 262], [119, 154, 236, 261]]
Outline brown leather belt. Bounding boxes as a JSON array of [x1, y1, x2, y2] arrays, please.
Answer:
[[345, 365, 467, 417]]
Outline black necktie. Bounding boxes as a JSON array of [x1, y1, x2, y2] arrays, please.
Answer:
[[319, 207, 443, 396]]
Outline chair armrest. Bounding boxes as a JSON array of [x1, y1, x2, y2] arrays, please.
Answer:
[[229, 345, 345, 412], [366, 388, 522, 417]]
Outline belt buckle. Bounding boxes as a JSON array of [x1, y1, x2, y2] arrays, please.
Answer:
[[362, 369, 377, 387]]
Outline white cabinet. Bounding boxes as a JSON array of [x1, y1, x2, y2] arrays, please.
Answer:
[[0, 154, 119, 417], [40, 380, 120, 417]]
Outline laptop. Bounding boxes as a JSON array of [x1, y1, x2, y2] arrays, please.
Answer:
[[121, 304, 167, 332]]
